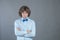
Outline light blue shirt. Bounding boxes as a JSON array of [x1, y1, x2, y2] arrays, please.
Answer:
[[14, 17, 36, 40]]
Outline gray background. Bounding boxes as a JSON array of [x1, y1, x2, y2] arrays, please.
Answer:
[[0, 0, 60, 40]]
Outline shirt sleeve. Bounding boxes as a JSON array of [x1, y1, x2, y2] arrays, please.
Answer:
[[24, 21, 36, 38], [14, 20, 27, 36]]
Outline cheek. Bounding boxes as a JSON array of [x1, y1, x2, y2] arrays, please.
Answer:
[[26, 14, 28, 16], [26, 14, 28, 17], [22, 14, 24, 16], [22, 14, 25, 17]]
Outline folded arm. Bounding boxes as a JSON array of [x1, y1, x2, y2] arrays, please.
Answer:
[[24, 21, 36, 38], [14, 21, 27, 36]]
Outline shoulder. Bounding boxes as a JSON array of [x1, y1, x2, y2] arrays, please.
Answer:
[[29, 18, 35, 24], [14, 18, 20, 24]]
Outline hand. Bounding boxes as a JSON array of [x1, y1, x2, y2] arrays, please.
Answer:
[[26, 30, 31, 34], [16, 27, 21, 31]]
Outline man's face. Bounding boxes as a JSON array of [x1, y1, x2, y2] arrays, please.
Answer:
[[22, 11, 28, 18]]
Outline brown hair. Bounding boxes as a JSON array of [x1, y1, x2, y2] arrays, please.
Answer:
[[19, 6, 31, 17]]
